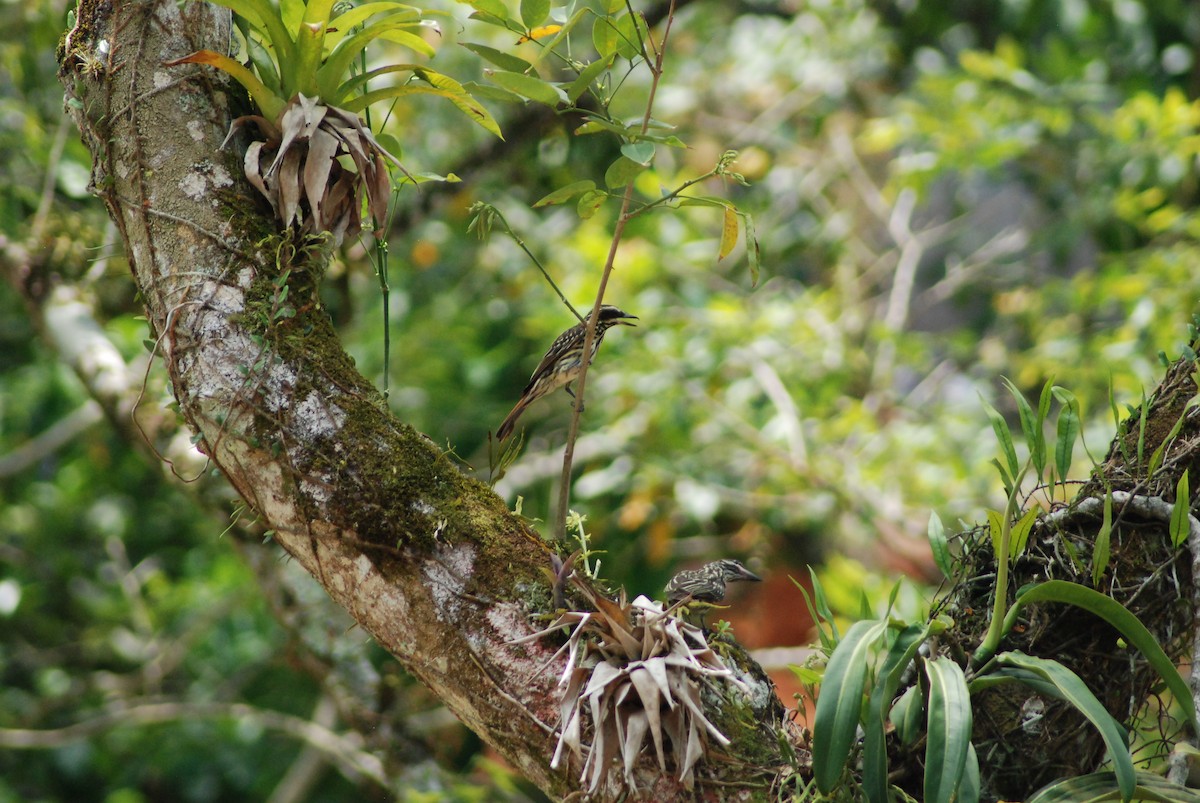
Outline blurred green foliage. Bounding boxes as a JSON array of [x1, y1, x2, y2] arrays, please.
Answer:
[[4, 0, 1200, 797]]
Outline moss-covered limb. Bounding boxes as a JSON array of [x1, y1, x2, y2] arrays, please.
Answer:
[[55, 1, 786, 797]]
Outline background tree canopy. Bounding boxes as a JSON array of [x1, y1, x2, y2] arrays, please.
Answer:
[[3, 0, 1200, 800]]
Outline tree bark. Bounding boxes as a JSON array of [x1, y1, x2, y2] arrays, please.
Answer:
[[55, 1, 786, 799]]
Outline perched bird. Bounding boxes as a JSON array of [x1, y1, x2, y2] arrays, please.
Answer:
[[496, 305, 638, 441], [665, 559, 762, 606]]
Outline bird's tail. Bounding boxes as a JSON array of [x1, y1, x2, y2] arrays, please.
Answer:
[[496, 398, 530, 441]]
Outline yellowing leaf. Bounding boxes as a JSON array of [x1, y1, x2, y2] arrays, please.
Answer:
[[718, 205, 738, 261], [518, 24, 561, 43]]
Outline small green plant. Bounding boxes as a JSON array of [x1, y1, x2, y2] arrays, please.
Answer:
[[168, 0, 498, 240], [806, 379, 1199, 803]]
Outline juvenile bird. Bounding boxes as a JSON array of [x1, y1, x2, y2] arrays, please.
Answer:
[[665, 559, 762, 605], [496, 305, 637, 441]]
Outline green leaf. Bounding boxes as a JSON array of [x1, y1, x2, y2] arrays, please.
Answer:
[[604, 155, 645, 188], [1054, 394, 1080, 481], [1001, 580, 1198, 734], [986, 509, 1004, 557], [863, 621, 943, 802], [813, 619, 888, 793], [610, 11, 649, 60], [526, 7, 591, 69], [460, 42, 533, 72], [486, 70, 566, 106], [960, 744, 981, 803], [576, 189, 606, 219], [620, 141, 655, 165], [741, 211, 761, 286], [1171, 470, 1191, 547], [1136, 388, 1149, 467], [532, 180, 596, 208], [1009, 506, 1038, 560], [326, 3, 419, 48], [242, 31, 281, 95], [566, 54, 615, 103], [1026, 770, 1200, 803], [318, 15, 435, 99], [1107, 375, 1121, 437], [924, 657, 973, 803], [809, 568, 839, 641], [519, 0, 549, 28], [333, 62, 421, 102], [1092, 489, 1112, 587], [1004, 377, 1044, 483], [460, 80, 527, 104], [793, 578, 834, 651], [980, 394, 1019, 483], [572, 115, 631, 138], [928, 511, 952, 578], [788, 664, 823, 685], [592, 15, 619, 57], [206, 0, 296, 71], [890, 685, 924, 746], [461, 0, 512, 22], [343, 83, 502, 139], [995, 652, 1135, 800]]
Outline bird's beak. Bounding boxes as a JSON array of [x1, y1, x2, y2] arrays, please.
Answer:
[[737, 565, 762, 582], [619, 314, 638, 326]]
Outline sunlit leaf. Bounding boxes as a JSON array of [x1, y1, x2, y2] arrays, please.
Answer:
[[925, 657, 973, 803], [486, 70, 566, 106], [461, 42, 533, 72], [717, 205, 739, 261], [1009, 506, 1037, 560], [928, 511, 952, 579], [519, 0, 549, 29], [813, 619, 888, 793], [1171, 470, 1191, 547], [533, 180, 597, 208], [604, 155, 644, 188], [567, 54, 615, 102], [980, 394, 1019, 483], [1092, 489, 1112, 586]]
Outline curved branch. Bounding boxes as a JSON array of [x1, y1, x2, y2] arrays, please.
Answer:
[[55, 1, 785, 797]]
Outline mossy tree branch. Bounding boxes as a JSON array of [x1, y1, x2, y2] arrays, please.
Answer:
[[54, 0, 785, 798]]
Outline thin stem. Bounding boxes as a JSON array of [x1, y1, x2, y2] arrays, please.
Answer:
[[553, 0, 677, 538], [489, 207, 583, 322], [973, 460, 1031, 667], [626, 168, 721, 219]]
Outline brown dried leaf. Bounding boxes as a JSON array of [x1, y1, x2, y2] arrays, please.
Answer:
[[277, 145, 304, 228], [619, 709, 649, 788], [243, 141, 274, 211], [627, 664, 667, 769], [303, 127, 340, 231], [679, 715, 704, 787]]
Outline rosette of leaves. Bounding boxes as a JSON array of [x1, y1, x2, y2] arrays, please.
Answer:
[[514, 581, 746, 794], [167, 0, 498, 241]]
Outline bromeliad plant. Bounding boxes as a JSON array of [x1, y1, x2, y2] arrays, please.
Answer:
[[168, 0, 499, 241], [804, 376, 1200, 803], [513, 576, 750, 794]]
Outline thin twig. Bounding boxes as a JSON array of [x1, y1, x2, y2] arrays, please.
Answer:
[[554, 0, 678, 538]]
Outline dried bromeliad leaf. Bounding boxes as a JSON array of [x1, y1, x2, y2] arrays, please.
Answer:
[[513, 580, 748, 794], [225, 94, 406, 244]]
